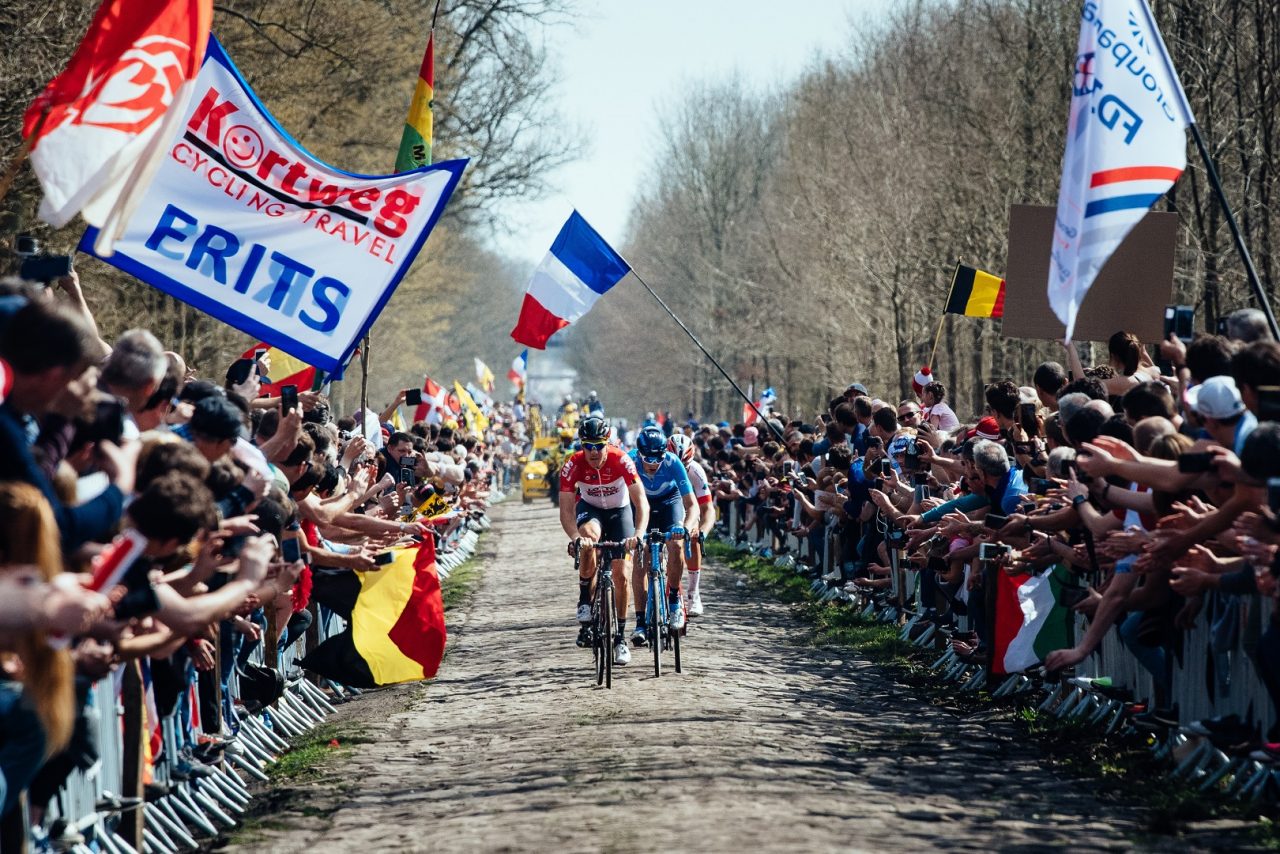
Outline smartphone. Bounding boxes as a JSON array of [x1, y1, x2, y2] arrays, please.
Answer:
[[1268, 477, 1280, 515], [280, 384, 299, 414], [1177, 451, 1214, 473], [281, 537, 303, 563], [399, 455, 417, 487], [1019, 402, 1039, 436], [373, 551, 396, 566], [1030, 477, 1054, 495], [405, 388, 423, 407], [1257, 386, 1280, 422], [978, 542, 1011, 562], [1021, 501, 1037, 514], [877, 458, 892, 477], [89, 396, 127, 445], [1164, 304, 1196, 343], [254, 347, 268, 360], [984, 513, 1009, 530], [913, 484, 931, 504], [19, 253, 73, 283]]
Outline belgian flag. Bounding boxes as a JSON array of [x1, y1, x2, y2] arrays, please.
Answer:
[[301, 539, 446, 688], [944, 263, 1006, 319]]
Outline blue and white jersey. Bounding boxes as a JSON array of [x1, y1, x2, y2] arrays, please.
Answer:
[[627, 449, 693, 504]]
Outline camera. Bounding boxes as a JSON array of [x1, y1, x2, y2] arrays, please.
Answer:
[[1030, 477, 1054, 496], [14, 234, 73, 284]]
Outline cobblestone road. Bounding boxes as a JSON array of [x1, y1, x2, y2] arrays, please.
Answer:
[[231, 499, 1202, 853]]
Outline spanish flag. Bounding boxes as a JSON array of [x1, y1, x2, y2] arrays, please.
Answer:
[[395, 32, 434, 172], [300, 539, 446, 688], [944, 263, 1006, 319], [240, 342, 318, 397]]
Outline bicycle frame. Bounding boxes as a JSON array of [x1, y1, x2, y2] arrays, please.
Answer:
[[574, 539, 628, 688], [642, 529, 690, 677]]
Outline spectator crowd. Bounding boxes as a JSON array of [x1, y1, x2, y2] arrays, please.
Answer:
[[0, 268, 526, 850], [669, 308, 1280, 749]]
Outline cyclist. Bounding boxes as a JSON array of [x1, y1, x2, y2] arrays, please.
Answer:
[[668, 433, 715, 617], [559, 415, 648, 666], [628, 426, 699, 647]]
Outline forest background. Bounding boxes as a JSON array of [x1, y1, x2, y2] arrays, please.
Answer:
[[1, 0, 1277, 421]]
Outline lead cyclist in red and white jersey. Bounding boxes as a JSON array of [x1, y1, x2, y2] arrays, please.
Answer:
[[667, 433, 715, 617], [559, 416, 649, 665]]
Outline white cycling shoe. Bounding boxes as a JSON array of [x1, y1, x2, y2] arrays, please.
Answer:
[[613, 639, 631, 666], [687, 591, 704, 618], [668, 596, 686, 631]]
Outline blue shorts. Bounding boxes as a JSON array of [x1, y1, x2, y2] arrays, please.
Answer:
[[647, 495, 685, 535]]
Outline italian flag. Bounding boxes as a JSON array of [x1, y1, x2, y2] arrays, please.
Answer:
[[991, 563, 1077, 675]]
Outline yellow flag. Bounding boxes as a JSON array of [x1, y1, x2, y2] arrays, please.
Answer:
[[454, 380, 489, 434]]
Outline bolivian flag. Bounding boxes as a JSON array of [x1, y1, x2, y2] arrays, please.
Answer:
[[300, 539, 446, 688], [944, 263, 1006, 318], [395, 32, 434, 172]]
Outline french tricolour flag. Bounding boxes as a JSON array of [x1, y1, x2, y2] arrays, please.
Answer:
[[511, 211, 631, 349]]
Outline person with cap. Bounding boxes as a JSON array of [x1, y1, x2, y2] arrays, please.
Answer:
[[1187, 375, 1257, 456], [181, 395, 247, 463]]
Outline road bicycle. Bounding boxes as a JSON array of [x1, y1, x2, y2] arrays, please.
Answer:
[[572, 539, 629, 688], [641, 528, 692, 678]]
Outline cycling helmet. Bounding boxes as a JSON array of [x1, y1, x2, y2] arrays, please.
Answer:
[[577, 415, 609, 442], [667, 433, 694, 463], [636, 426, 667, 458]]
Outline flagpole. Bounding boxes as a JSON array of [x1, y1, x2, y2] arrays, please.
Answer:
[[359, 337, 371, 440], [625, 268, 783, 442], [1187, 124, 1280, 341], [927, 261, 961, 372]]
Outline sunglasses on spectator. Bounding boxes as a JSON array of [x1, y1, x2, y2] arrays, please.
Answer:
[[581, 441, 607, 451], [898, 411, 919, 420]]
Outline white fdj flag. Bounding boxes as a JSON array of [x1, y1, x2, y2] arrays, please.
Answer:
[[1048, 0, 1194, 340]]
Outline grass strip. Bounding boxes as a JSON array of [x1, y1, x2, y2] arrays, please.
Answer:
[[708, 539, 1279, 846]]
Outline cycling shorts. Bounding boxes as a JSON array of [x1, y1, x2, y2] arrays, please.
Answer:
[[648, 495, 685, 535], [575, 500, 635, 542]]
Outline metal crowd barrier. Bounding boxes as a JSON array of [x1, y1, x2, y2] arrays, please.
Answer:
[[35, 488, 504, 851], [715, 498, 1280, 799]]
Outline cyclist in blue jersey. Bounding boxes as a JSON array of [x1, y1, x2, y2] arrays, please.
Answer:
[[627, 426, 699, 646]]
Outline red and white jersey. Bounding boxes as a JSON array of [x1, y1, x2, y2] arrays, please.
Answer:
[[560, 445, 639, 509], [686, 459, 713, 505]]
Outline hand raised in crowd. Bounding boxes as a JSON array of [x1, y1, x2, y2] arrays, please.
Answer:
[[1234, 510, 1280, 546], [231, 615, 261, 641], [188, 638, 216, 671], [234, 535, 275, 587], [97, 438, 140, 494], [41, 571, 112, 635]]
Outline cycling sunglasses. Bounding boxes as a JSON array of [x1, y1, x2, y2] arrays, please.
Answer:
[[581, 441, 607, 450], [640, 454, 664, 465]]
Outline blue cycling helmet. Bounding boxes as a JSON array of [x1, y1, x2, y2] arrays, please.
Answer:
[[635, 426, 667, 458]]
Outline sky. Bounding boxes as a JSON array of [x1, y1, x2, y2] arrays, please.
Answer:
[[494, 0, 894, 267]]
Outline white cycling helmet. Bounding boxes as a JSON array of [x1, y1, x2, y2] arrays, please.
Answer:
[[667, 433, 694, 464]]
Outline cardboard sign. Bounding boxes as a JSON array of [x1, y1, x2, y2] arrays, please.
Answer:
[[1003, 203, 1176, 343]]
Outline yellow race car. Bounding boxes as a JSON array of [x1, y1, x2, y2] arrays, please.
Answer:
[[520, 441, 560, 504]]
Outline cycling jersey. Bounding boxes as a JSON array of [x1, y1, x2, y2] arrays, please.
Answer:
[[559, 445, 638, 509], [686, 459, 713, 506], [627, 450, 693, 503]]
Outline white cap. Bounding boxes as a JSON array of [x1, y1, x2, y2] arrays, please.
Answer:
[[1186, 375, 1245, 420]]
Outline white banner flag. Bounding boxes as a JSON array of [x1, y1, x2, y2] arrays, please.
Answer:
[[80, 37, 466, 373], [1048, 0, 1193, 340]]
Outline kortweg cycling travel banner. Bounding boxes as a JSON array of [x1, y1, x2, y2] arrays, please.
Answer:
[[80, 36, 467, 373]]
